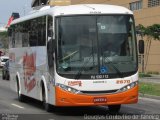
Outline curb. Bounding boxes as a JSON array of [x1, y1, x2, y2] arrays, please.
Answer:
[[139, 93, 160, 100]]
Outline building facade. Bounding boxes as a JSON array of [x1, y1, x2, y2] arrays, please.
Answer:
[[31, 0, 71, 7], [31, 0, 160, 73], [72, 0, 160, 26]]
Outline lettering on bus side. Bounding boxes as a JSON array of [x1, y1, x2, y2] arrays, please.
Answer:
[[68, 81, 82, 87], [90, 11, 101, 14]]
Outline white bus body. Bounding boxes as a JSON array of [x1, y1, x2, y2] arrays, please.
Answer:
[[9, 4, 138, 112]]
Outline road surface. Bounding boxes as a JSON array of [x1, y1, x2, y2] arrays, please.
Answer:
[[0, 78, 160, 120]]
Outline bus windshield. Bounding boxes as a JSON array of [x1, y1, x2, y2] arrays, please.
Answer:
[[56, 15, 137, 79]]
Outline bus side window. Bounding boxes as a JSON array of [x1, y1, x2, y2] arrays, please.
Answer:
[[27, 16, 46, 47], [15, 24, 22, 48], [13, 26, 16, 48], [37, 16, 46, 46], [47, 16, 54, 72], [22, 21, 29, 47], [48, 16, 53, 39], [29, 19, 38, 47], [10, 25, 15, 48]]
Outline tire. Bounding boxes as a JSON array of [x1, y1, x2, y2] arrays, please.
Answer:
[[108, 105, 121, 114], [5, 73, 8, 80], [6, 74, 10, 80], [17, 80, 25, 102], [42, 83, 52, 112], [2, 71, 5, 80]]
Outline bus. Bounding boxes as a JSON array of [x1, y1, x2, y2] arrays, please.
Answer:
[[9, 4, 139, 113]]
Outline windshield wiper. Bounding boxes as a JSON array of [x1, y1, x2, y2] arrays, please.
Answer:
[[74, 53, 94, 79], [74, 55, 124, 79], [60, 51, 78, 62], [104, 57, 123, 78]]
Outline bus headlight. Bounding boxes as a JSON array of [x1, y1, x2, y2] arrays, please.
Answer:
[[117, 81, 138, 93], [56, 83, 82, 94]]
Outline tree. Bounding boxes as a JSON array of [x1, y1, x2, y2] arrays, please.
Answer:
[[136, 24, 160, 40], [0, 31, 8, 49], [136, 24, 160, 73], [145, 24, 160, 40]]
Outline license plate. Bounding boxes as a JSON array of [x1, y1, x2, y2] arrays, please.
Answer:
[[93, 97, 107, 103]]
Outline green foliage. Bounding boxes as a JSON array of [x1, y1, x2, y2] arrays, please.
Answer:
[[0, 31, 7, 37], [136, 24, 146, 35], [136, 24, 160, 40], [145, 24, 160, 40], [139, 82, 160, 96], [0, 31, 8, 49], [139, 72, 152, 78], [139, 83, 153, 94]]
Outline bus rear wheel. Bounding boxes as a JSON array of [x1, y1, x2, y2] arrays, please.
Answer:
[[108, 105, 121, 114], [2, 71, 5, 80]]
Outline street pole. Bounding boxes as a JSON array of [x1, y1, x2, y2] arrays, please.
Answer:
[[142, 54, 145, 73]]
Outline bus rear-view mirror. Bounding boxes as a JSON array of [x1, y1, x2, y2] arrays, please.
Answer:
[[138, 40, 144, 54]]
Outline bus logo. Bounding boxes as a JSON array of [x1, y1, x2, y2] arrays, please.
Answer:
[[23, 52, 36, 93], [68, 81, 82, 87]]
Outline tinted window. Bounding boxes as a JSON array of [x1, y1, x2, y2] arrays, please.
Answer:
[[10, 16, 47, 48], [29, 16, 46, 46]]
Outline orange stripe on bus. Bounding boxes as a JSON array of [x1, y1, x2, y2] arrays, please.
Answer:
[[55, 85, 138, 106]]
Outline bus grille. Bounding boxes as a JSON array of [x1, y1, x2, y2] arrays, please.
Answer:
[[81, 89, 118, 95]]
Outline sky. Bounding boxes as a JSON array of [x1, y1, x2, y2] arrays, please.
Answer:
[[0, 0, 32, 26]]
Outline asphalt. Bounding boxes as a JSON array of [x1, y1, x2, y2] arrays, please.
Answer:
[[1, 79, 160, 120]]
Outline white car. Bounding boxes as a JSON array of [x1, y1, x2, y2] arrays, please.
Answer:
[[0, 56, 9, 67]]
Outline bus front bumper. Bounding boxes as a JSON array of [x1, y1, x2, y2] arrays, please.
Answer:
[[55, 85, 138, 106]]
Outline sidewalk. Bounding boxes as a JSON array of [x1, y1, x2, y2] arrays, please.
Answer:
[[139, 75, 160, 84]]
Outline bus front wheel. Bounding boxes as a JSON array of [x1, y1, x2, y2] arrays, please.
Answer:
[[108, 105, 121, 114], [42, 83, 52, 112], [17, 80, 25, 102]]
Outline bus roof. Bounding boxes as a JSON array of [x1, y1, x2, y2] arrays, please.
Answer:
[[11, 4, 133, 25]]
